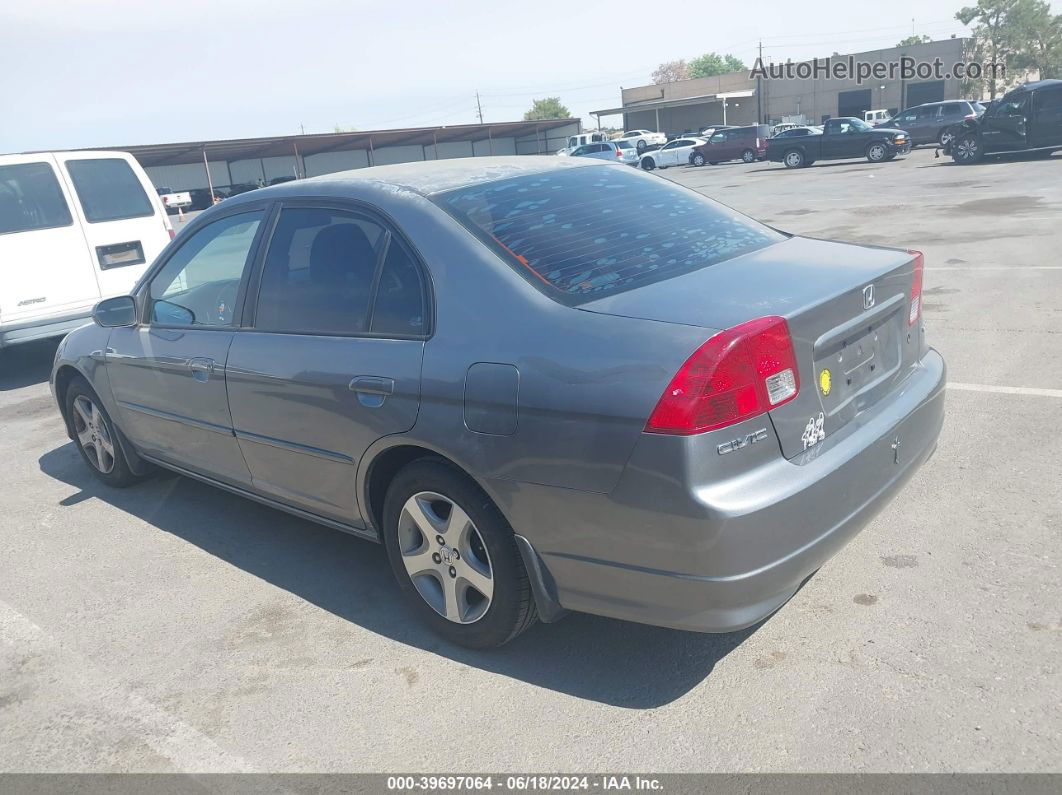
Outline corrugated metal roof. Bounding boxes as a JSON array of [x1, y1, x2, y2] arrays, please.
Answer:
[[78, 119, 579, 166]]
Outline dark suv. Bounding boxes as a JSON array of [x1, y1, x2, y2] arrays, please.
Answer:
[[886, 100, 986, 147], [945, 80, 1062, 164]]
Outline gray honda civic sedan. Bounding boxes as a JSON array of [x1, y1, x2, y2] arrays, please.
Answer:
[[51, 156, 945, 648]]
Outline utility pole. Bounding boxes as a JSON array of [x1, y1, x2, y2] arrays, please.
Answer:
[[300, 123, 305, 135], [757, 40, 764, 124], [475, 91, 484, 124]]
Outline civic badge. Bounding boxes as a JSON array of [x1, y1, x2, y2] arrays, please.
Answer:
[[819, 368, 832, 396], [862, 284, 875, 310]]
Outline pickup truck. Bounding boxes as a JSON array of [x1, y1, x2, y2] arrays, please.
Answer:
[[766, 117, 909, 168], [156, 187, 192, 214], [944, 79, 1062, 164]]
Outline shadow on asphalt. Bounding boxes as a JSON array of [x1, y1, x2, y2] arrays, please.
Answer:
[[38, 441, 758, 708], [0, 340, 60, 392]]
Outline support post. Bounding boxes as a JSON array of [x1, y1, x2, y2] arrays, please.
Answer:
[[202, 147, 215, 202]]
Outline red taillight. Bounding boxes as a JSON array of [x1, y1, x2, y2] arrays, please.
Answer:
[[616, 147, 623, 158], [908, 250, 924, 325], [168, 228, 176, 240], [645, 316, 800, 435]]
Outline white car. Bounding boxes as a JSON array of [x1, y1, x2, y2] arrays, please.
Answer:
[[616, 129, 667, 153], [0, 150, 173, 349], [638, 136, 707, 170]]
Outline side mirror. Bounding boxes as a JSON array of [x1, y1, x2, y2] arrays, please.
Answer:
[[92, 296, 137, 328]]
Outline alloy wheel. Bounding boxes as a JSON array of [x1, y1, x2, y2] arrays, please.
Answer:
[[398, 491, 494, 624], [72, 395, 115, 474], [956, 137, 978, 161], [742, 149, 755, 163], [868, 143, 886, 162], [784, 151, 803, 168]]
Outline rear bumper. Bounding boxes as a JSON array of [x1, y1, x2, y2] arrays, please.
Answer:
[[511, 348, 946, 633], [0, 312, 91, 349]]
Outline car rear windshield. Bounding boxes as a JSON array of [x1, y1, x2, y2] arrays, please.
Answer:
[[435, 166, 784, 304], [66, 158, 154, 223], [0, 162, 73, 235]]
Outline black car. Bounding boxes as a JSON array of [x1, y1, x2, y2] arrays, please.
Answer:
[[945, 80, 1062, 164], [885, 100, 986, 147], [766, 117, 908, 168]]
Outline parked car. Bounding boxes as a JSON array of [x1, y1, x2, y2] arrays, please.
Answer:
[[639, 137, 707, 170], [616, 129, 667, 153], [945, 79, 1062, 164], [569, 141, 637, 165], [771, 127, 820, 140], [0, 150, 173, 349], [769, 123, 803, 136], [767, 117, 908, 168], [863, 109, 891, 126], [689, 125, 771, 166], [51, 156, 945, 648], [886, 100, 987, 147], [156, 187, 192, 214]]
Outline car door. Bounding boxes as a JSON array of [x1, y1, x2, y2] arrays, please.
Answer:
[[982, 94, 1029, 151], [105, 207, 268, 487], [225, 204, 427, 526], [55, 152, 172, 300], [820, 120, 854, 157], [1031, 86, 1062, 147], [653, 140, 677, 166], [0, 154, 99, 330], [569, 145, 589, 159]]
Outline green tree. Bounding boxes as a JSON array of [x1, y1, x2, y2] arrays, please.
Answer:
[[896, 34, 933, 46], [1007, 0, 1062, 79], [523, 97, 571, 120], [957, 0, 1021, 98], [688, 52, 748, 78], [652, 59, 689, 84]]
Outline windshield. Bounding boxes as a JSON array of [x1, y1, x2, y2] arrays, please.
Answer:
[[436, 165, 784, 305]]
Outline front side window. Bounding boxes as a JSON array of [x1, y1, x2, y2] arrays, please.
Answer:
[[437, 165, 784, 304], [0, 162, 72, 235], [149, 211, 263, 326], [254, 207, 384, 335], [65, 158, 153, 223]]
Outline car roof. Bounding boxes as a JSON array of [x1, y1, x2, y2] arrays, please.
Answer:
[[260, 155, 609, 199], [1007, 79, 1062, 95]]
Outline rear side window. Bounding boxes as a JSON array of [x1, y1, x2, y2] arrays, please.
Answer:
[[0, 162, 72, 234], [65, 158, 154, 223], [437, 166, 784, 304]]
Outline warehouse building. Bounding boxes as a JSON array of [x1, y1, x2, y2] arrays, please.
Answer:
[[593, 37, 971, 133], [100, 118, 580, 196]]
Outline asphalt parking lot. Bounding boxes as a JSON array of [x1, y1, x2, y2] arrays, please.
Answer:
[[1, 146, 1060, 773]]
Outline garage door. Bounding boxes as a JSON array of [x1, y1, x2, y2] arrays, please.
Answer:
[[838, 89, 872, 118], [906, 81, 945, 107]]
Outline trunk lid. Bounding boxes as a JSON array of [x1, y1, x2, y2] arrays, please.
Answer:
[[579, 235, 922, 458]]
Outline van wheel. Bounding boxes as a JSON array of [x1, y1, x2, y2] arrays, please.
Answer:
[[641, 157, 655, 170], [741, 149, 756, 163], [952, 133, 983, 164], [382, 459, 538, 648], [66, 376, 141, 487], [691, 152, 705, 167], [939, 127, 956, 147], [866, 142, 888, 162], [783, 150, 805, 168], [636, 140, 647, 153]]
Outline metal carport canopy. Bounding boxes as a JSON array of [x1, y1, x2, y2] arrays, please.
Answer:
[[590, 91, 755, 118], [91, 119, 579, 167]]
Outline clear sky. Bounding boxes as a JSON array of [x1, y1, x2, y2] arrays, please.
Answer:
[[2, 0, 1055, 152]]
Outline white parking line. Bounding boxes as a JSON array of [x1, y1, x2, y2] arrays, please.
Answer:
[[932, 266, 1062, 271], [0, 598, 253, 772], [949, 382, 1062, 398]]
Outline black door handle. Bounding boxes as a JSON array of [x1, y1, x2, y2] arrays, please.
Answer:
[[348, 376, 394, 396]]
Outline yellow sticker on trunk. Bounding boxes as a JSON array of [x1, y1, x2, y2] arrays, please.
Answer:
[[819, 368, 832, 396]]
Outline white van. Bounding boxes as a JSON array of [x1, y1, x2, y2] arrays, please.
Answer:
[[557, 132, 611, 155], [0, 150, 173, 348]]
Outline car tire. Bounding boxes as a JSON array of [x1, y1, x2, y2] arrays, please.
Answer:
[[641, 157, 655, 170], [741, 149, 756, 163], [952, 133, 983, 165], [636, 140, 647, 153], [382, 459, 538, 649], [691, 152, 705, 167], [866, 142, 888, 163], [783, 149, 805, 168], [939, 127, 956, 148], [65, 376, 141, 488]]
